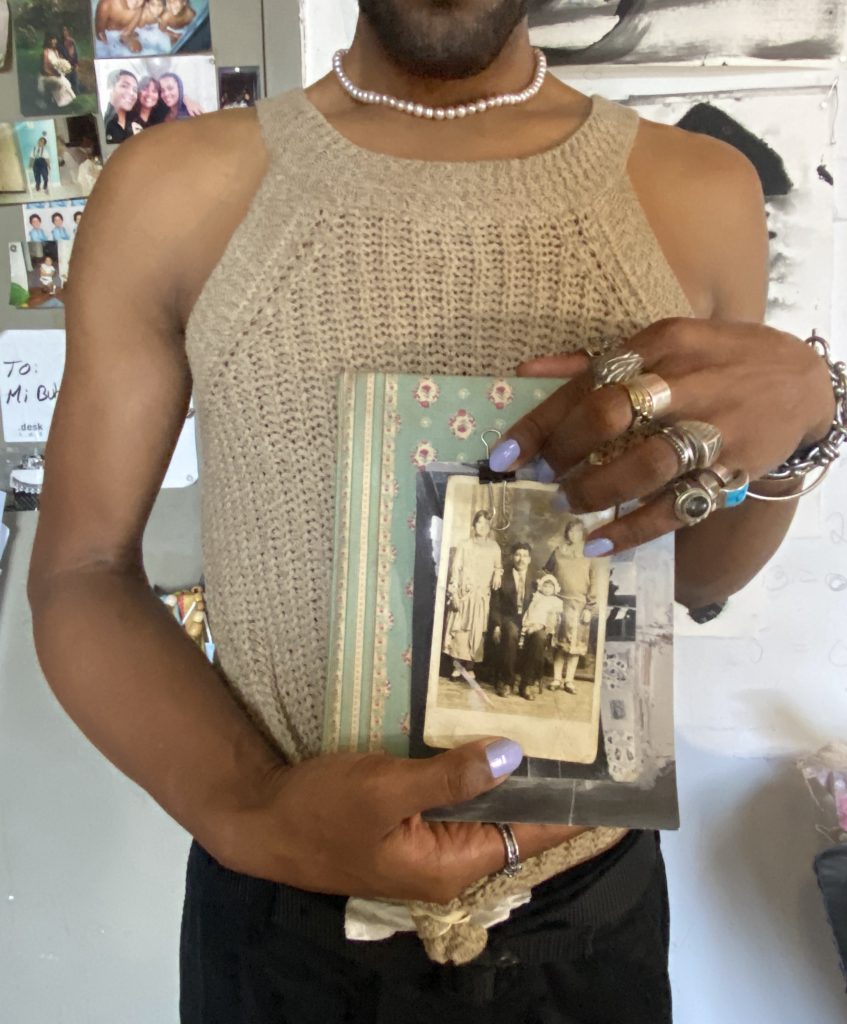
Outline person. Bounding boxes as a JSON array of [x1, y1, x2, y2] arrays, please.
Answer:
[[160, 0, 197, 45], [30, 135, 50, 193], [104, 68, 139, 144], [518, 573, 563, 699], [59, 25, 80, 95], [29, 2, 841, 1020], [28, 214, 48, 243], [38, 255, 57, 294], [488, 540, 535, 697], [159, 71, 194, 121], [544, 517, 598, 694], [51, 212, 71, 241], [442, 508, 503, 678], [40, 33, 76, 108], [131, 75, 167, 133], [94, 0, 148, 54], [72, 210, 84, 234]]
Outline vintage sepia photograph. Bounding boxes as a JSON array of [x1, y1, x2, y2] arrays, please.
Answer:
[[95, 54, 218, 144], [424, 475, 610, 763], [92, 0, 211, 58], [10, 0, 97, 116]]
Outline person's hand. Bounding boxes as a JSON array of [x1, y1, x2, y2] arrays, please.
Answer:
[[491, 319, 835, 555], [491, 625, 502, 644], [525, 623, 543, 635], [580, 607, 592, 625], [183, 96, 204, 117], [222, 740, 578, 904]]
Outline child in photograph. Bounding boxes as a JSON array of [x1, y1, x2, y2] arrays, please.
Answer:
[[160, 0, 196, 44], [73, 210, 84, 234], [30, 135, 50, 193], [28, 214, 48, 243], [38, 256, 57, 294], [52, 213, 71, 241], [95, 0, 148, 54], [517, 574, 562, 700]]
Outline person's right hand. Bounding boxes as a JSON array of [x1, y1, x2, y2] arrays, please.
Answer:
[[492, 625, 502, 643], [220, 739, 580, 904]]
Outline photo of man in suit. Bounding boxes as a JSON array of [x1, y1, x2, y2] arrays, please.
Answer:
[[488, 540, 536, 698]]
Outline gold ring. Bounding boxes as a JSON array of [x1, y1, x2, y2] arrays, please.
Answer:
[[622, 372, 673, 429]]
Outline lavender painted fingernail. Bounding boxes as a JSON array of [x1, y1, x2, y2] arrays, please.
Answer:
[[489, 439, 520, 473], [486, 739, 524, 779], [584, 538, 615, 558], [535, 458, 557, 484]]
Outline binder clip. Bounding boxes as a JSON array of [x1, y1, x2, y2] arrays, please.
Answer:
[[478, 430, 513, 531], [9, 453, 45, 511]]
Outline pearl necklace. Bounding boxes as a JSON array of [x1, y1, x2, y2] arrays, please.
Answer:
[[332, 47, 547, 120]]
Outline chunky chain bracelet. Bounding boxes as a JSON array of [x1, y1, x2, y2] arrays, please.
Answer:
[[749, 332, 847, 502]]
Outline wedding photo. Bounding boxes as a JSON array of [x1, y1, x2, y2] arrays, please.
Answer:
[[92, 0, 211, 58], [424, 475, 610, 763], [10, 0, 97, 117], [94, 54, 218, 144]]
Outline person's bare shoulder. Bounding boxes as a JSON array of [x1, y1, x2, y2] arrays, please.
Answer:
[[77, 108, 268, 328], [629, 116, 768, 321]]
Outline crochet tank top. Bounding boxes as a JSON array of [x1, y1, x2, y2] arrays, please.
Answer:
[[186, 89, 690, 763]]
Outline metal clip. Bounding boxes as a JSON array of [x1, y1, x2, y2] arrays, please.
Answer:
[[479, 430, 512, 531]]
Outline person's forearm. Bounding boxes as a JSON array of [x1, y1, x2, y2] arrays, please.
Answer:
[[675, 477, 800, 609], [29, 567, 283, 863]]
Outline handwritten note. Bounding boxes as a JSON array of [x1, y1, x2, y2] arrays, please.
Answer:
[[0, 329, 198, 489], [0, 330, 64, 443]]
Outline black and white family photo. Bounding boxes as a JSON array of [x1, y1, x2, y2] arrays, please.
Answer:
[[425, 476, 611, 764], [94, 55, 218, 143]]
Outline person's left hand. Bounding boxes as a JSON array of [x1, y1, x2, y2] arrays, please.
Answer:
[[491, 319, 834, 555], [580, 607, 592, 625], [184, 97, 204, 117]]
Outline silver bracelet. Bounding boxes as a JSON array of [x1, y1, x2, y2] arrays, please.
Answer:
[[750, 332, 847, 503]]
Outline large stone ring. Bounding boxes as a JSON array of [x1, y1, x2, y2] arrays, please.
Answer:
[[622, 372, 673, 428], [590, 349, 644, 390], [674, 420, 724, 470], [699, 463, 751, 510], [672, 476, 718, 526]]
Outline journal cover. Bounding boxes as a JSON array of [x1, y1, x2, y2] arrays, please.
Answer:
[[324, 372, 679, 829]]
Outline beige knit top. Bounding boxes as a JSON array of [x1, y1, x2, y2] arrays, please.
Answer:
[[185, 89, 691, 962]]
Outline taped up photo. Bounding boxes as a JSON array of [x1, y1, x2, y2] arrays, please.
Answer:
[[425, 475, 610, 764]]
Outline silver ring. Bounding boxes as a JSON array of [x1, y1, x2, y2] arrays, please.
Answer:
[[622, 372, 673, 428], [672, 476, 717, 526], [698, 464, 751, 510], [590, 349, 644, 390], [493, 822, 522, 878], [675, 420, 723, 470], [655, 426, 697, 475]]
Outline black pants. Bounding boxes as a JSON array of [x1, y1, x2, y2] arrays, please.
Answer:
[[180, 830, 671, 1024], [33, 157, 48, 190]]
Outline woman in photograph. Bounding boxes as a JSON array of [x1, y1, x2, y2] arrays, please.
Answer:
[[131, 76, 167, 134], [159, 72, 195, 122], [30, 135, 50, 194], [40, 32, 76, 109], [544, 518, 598, 694], [104, 69, 140, 145], [443, 508, 502, 679]]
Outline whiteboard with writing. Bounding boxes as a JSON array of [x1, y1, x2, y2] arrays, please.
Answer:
[[0, 330, 197, 489]]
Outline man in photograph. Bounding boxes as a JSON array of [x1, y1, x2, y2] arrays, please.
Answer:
[[30, 0, 839, 1020], [488, 540, 536, 697]]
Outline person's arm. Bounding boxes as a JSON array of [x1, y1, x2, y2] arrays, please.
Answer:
[[30, 111, 575, 903]]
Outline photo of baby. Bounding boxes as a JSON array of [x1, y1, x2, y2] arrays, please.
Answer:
[[92, 0, 211, 58], [8, 240, 69, 310], [94, 55, 218, 145]]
